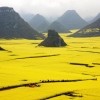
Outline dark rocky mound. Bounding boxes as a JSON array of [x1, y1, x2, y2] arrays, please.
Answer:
[[0, 47, 6, 51], [57, 10, 88, 29], [0, 7, 45, 39], [68, 18, 100, 37], [38, 30, 67, 47], [47, 21, 70, 33]]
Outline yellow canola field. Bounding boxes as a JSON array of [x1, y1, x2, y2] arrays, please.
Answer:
[[0, 34, 100, 100]]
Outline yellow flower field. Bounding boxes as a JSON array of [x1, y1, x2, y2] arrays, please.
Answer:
[[0, 34, 100, 100]]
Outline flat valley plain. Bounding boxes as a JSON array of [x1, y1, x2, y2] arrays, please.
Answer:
[[0, 33, 100, 100]]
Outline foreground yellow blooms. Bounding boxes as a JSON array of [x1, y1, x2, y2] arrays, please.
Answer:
[[0, 33, 100, 100]]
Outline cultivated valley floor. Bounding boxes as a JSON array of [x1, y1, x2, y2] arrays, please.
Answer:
[[0, 34, 100, 100]]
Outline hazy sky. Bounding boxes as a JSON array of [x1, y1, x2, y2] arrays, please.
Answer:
[[0, 0, 100, 19]]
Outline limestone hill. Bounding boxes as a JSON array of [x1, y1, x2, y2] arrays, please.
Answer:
[[0, 7, 44, 39]]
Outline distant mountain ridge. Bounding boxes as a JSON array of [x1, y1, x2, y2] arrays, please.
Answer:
[[29, 14, 49, 33], [69, 18, 100, 37], [47, 21, 70, 33], [90, 13, 100, 23], [28, 10, 88, 33], [0, 7, 44, 39], [20, 13, 34, 22], [57, 10, 88, 29]]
